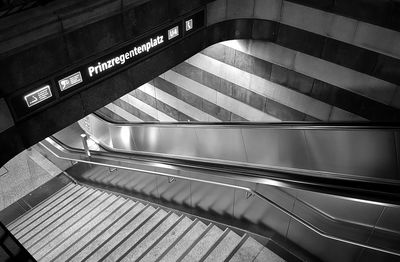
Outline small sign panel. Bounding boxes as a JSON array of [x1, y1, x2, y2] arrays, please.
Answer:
[[24, 85, 52, 108], [168, 26, 179, 40], [58, 71, 83, 91], [185, 19, 193, 31]]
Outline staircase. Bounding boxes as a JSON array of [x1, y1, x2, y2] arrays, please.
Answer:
[[6, 183, 285, 262]]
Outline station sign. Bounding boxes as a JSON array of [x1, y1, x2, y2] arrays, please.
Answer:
[[24, 85, 52, 107], [55, 22, 183, 96]]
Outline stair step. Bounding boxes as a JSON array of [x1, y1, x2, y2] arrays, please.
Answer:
[[104, 209, 169, 261], [32, 194, 119, 260], [7, 183, 75, 230], [181, 225, 224, 262], [9, 184, 78, 235], [25, 190, 106, 250], [159, 220, 208, 262], [139, 216, 194, 262], [84, 205, 158, 261], [253, 247, 286, 262], [64, 201, 144, 262], [39, 197, 128, 261], [16, 187, 95, 243], [228, 237, 264, 262], [120, 213, 180, 262], [203, 230, 242, 262]]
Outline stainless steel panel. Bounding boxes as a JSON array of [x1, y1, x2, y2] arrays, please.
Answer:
[[79, 114, 400, 181], [110, 126, 136, 150], [375, 207, 400, 234], [295, 190, 384, 226], [195, 127, 247, 162], [292, 199, 372, 244], [287, 219, 363, 262], [130, 126, 160, 152], [233, 184, 292, 236], [357, 248, 400, 262], [305, 129, 398, 179], [155, 127, 199, 157], [242, 128, 310, 169]]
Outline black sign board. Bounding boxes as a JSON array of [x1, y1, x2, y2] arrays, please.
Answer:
[[55, 21, 182, 96], [8, 9, 205, 120]]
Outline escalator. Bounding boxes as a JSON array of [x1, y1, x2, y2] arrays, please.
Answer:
[[9, 113, 400, 262]]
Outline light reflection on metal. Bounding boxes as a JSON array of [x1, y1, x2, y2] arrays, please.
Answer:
[[246, 192, 253, 199], [38, 139, 400, 257], [78, 114, 400, 182], [80, 134, 90, 157]]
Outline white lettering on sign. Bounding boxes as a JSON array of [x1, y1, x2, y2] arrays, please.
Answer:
[[87, 35, 164, 78], [24, 85, 52, 107], [185, 19, 193, 31], [58, 71, 83, 91], [168, 26, 179, 40]]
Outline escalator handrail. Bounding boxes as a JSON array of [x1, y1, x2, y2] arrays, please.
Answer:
[[52, 135, 390, 231], [41, 137, 400, 257], [94, 111, 400, 129]]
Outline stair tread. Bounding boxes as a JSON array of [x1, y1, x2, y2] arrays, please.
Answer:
[[69, 202, 147, 262], [40, 197, 128, 262], [120, 213, 180, 262], [228, 237, 264, 262], [253, 247, 286, 262], [58, 200, 138, 262], [105, 209, 169, 261], [85, 205, 157, 261], [10, 184, 80, 235], [32, 194, 119, 260], [160, 220, 207, 262], [203, 230, 242, 262], [181, 225, 224, 262], [139, 216, 193, 262], [7, 183, 75, 230], [16, 187, 96, 243]]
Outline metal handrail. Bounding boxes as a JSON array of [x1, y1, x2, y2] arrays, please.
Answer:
[[40, 138, 400, 257], [94, 112, 400, 129], [50, 135, 397, 233]]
